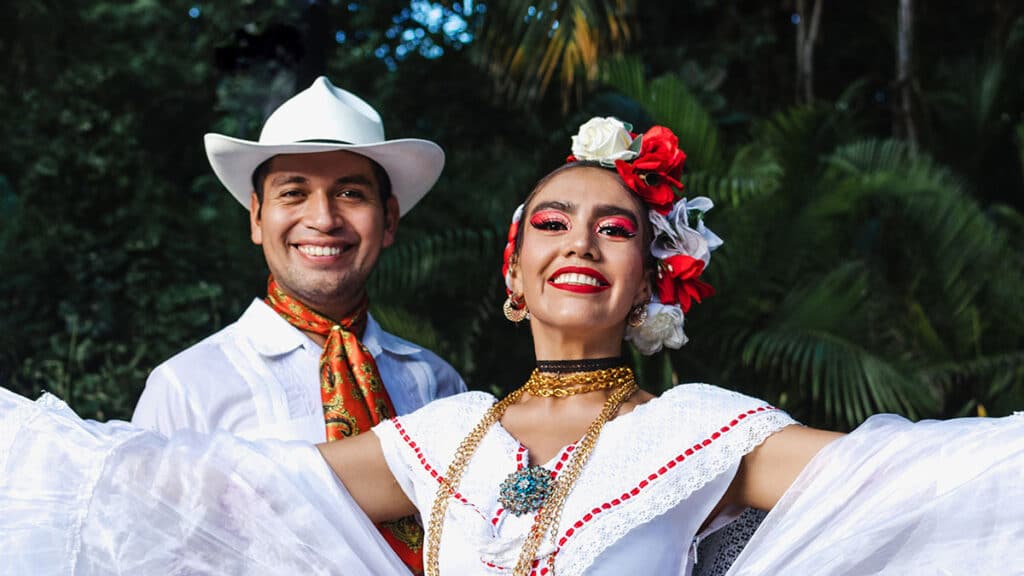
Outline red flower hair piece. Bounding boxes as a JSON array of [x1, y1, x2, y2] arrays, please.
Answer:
[[614, 126, 686, 215]]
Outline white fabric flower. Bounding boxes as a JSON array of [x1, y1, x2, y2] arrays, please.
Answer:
[[648, 196, 723, 263], [570, 117, 638, 166], [625, 300, 688, 355], [684, 196, 724, 252]]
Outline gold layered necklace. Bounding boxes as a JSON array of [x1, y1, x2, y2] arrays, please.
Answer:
[[424, 364, 638, 576], [524, 365, 634, 398]]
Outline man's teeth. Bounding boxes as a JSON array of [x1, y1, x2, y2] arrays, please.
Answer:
[[299, 245, 342, 257], [552, 273, 603, 286]]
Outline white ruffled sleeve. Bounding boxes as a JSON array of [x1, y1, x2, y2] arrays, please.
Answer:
[[372, 391, 494, 508], [0, 387, 409, 576], [727, 413, 1024, 575]]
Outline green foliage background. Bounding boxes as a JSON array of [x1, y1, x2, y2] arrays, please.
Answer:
[[1, 0, 1022, 428]]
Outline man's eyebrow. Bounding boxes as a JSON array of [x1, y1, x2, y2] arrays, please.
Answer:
[[334, 175, 375, 187], [530, 200, 575, 215], [269, 174, 308, 187]]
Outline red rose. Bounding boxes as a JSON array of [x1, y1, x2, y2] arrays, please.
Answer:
[[656, 254, 715, 313], [635, 126, 687, 176], [615, 126, 687, 215]]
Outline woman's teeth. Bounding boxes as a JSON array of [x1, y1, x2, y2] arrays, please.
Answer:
[[552, 273, 603, 286]]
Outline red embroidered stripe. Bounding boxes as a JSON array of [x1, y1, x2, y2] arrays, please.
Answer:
[[552, 405, 778, 550], [391, 418, 477, 510]]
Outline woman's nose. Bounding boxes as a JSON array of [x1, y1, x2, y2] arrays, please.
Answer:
[[565, 225, 598, 260]]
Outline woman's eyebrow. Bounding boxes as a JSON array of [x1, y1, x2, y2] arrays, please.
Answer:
[[530, 200, 575, 215], [592, 204, 639, 226]]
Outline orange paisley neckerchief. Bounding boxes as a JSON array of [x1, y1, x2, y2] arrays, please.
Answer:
[[265, 276, 425, 574]]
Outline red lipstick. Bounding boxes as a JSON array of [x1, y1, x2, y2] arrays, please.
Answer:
[[547, 266, 610, 294]]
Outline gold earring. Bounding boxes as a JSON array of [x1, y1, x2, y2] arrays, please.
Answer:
[[628, 303, 648, 327], [503, 295, 529, 323]]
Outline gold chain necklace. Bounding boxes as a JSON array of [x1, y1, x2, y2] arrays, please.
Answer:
[[424, 369, 638, 576], [523, 366, 634, 398]]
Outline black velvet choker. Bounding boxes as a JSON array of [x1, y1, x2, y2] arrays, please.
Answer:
[[534, 356, 626, 374]]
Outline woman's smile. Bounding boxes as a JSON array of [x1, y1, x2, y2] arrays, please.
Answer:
[[547, 266, 610, 293]]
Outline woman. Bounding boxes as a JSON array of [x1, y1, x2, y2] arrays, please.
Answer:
[[1, 118, 1021, 575]]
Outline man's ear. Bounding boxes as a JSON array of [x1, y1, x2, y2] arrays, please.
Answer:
[[382, 195, 400, 248], [250, 191, 263, 245]]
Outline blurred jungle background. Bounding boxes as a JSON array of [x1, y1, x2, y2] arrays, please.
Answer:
[[2, 0, 1023, 429]]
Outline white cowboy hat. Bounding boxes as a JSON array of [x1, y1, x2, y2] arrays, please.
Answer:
[[204, 76, 444, 217]]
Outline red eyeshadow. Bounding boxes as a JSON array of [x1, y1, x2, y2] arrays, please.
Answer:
[[530, 210, 570, 227], [599, 216, 637, 234]]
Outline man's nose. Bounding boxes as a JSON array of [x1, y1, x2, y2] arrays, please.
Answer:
[[304, 191, 344, 232]]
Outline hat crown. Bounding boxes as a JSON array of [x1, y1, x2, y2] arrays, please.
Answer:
[[258, 76, 385, 146]]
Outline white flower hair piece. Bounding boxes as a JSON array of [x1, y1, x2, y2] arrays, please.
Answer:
[[649, 196, 723, 263], [625, 297, 689, 355], [630, 197, 723, 355], [570, 117, 639, 167]]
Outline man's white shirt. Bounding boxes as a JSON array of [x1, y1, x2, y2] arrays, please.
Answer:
[[133, 299, 466, 442]]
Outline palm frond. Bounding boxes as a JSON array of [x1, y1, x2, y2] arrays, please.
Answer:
[[825, 140, 1010, 318], [752, 105, 838, 183], [739, 263, 934, 427], [473, 0, 635, 105], [370, 226, 504, 298], [601, 56, 724, 171], [685, 144, 782, 207], [920, 351, 1024, 390]]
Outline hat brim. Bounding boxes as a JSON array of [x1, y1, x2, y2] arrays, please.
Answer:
[[204, 133, 445, 217]]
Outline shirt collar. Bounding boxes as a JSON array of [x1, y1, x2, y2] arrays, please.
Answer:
[[240, 299, 314, 356], [240, 299, 421, 357]]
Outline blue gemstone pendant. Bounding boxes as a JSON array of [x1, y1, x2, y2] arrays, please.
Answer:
[[497, 465, 553, 516]]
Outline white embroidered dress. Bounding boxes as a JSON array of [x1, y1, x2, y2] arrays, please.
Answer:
[[2, 385, 1022, 575], [373, 385, 796, 575]]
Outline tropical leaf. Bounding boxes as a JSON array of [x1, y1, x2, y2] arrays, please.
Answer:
[[370, 226, 504, 298], [601, 56, 723, 171], [740, 264, 932, 427], [685, 144, 782, 208], [472, 0, 635, 105], [825, 140, 1010, 320], [921, 351, 1024, 391]]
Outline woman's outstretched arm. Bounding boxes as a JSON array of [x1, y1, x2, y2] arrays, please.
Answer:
[[317, 430, 417, 522], [724, 425, 845, 512]]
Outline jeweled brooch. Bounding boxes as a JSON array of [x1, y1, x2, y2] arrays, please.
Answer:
[[497, 465, 552, 516]]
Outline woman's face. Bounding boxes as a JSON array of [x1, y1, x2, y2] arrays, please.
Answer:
[[510, 166, 651, 337]]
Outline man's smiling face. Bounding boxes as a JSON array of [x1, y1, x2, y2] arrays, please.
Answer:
[[250, 149, 398, 318]]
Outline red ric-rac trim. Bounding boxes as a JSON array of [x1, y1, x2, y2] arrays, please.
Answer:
[[482, 557, 550, 575], [391, 418, 482, 514], [553, 405, 778, 550]]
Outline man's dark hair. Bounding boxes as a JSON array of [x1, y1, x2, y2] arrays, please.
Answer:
[[251, 154, 393, 212]]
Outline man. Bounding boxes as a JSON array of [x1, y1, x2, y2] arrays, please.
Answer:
[[133, 76, 465, 573]]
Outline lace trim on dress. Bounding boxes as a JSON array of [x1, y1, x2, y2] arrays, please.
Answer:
[[552, 388, 795, 576], [375, 386, 797, 576]]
